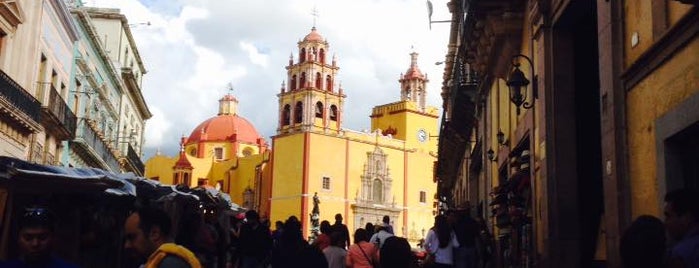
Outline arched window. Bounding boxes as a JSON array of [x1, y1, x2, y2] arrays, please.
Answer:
[[299, 48, 306, 63], [319, 48, 326, 64], [300, 73, 307, 88], [294, 102, 303, 123], [315, 72, 322, 89], [282, 104, 291, 125], [315, 102, 323, 118], [330, 105, 338, 121], [326, 75, 333, 92], [183, 173, 190, 186], [373, 179, 383, 202], [173, 173, 180, 185], [291, 75, 297, 91]]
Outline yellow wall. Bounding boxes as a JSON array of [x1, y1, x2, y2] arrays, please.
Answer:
[[269, 133, 306, 226], [624, 1, 653, 68], [626, 39, 699, 217], [270, 118, 438, 241]]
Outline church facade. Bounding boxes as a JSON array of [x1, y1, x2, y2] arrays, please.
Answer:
[[144, 27, 440, 242], [268, 27, 439, 241]]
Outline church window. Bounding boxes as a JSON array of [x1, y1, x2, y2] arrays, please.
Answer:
[[300, 73, 307, 88], [189, 148, 197, 156], [315, 102, 323, 118], [242, 147, 253, 157], [326, 75, 332, 92], [315, 72, 322, 89], [214, 147, 224, 160], [330, 105, 338, 121], [373, 179, 383, 202], [322, 177, 330, 190], [183, 173, 191, 186], [291, 75, 297, 91], [420, 191, 426, 203], [300, 48, 306, 63], [294, 102, 303, 123], [282, 104, 291, 125], [173, 173, 180, 184], [319, 48, 325, 64]]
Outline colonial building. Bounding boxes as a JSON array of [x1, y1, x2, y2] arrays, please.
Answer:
[[144, 92, 272, 211], [269, 27, 439, 241], [435, 0, 698, 267], [75, 6, 151, 175], [0, 0, 78, 163], [144, 27, 441, 242]]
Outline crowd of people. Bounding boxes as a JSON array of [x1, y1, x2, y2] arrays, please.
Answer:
[[1, 187, 696, 267]]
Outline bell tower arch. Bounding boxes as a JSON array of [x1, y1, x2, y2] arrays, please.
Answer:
[[277, 27, 345, 134]]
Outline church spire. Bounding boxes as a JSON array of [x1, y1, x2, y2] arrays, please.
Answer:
[[399, 51, 428, 111], [218, 83, 239, 115]]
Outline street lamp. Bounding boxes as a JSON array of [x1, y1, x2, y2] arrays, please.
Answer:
[[487, 148, 496, 162], [497, 130, 507, 146], [506, 54, 538, 115]]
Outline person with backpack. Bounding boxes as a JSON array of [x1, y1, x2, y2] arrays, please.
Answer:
[[369, 224, 394, 249]]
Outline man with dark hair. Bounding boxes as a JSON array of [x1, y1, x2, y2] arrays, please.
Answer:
[[382, 215, 394, 234], [123, 206, 201, 268], [238, 210, 272, 268], [664, 188, 699, 268], [1, 207, 78, 268], [330, 213, 351, 249]]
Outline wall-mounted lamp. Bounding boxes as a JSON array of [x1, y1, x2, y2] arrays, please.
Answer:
[[506, 54, 538, 115], [487, 148, 497, 162], [496, 130, 508, 146]]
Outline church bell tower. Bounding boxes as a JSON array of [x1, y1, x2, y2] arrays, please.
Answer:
[[277, 27, 345, 134]]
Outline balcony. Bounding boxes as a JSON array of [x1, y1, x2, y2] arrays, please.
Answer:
[[70, 119, 121, 172], [124, 144, 144, 176], [0, 70, 42, 132], [39, 84, 76, 140]]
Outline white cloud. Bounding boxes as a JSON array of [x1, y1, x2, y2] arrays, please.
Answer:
[[89, 0, 452, 158]]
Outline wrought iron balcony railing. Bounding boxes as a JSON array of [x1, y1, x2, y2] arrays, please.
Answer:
[[0, 70, 41, 127], [74, 119, 121, 172], [39, 84, 77, 139], [126, 144, 144, 175]]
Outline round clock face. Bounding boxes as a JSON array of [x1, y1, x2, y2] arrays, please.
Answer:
[[417, 129, 427, 143]]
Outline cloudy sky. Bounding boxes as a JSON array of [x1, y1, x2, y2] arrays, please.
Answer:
[[88, 0, 452, 159]]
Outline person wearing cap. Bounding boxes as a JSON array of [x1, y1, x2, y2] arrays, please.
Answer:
[[1, 207, 78, 268], [123, 206, 201, 268]]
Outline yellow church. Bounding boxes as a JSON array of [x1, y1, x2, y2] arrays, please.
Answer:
[[144, 26, 439, 242]]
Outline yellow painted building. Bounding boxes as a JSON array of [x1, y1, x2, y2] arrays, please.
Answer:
[[269, 27, 439, 241], [144, 94, 271, 211], [144, 27, 440, 241]]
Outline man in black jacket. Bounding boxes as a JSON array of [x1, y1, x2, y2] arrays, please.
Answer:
[[330, 213, 350, 249], [238, 210, 272, 268]]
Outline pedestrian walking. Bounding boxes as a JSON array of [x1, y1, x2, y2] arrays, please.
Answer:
[[331, 213, 351, 249], [238, 210, 272, 268], [369, 224, 394, 250], [346, 228, 379, 268], [424, 214, 460, 268], [270, 216, 328, 268], [664, 188, 699, 268], [323, 232, 347, 268], [380, 236, 419, 268], [123, 206, 201, 268], [620, 215, 666, 268]]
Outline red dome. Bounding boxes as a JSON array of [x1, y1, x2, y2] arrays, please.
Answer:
[[303, 27, 324, 42], [404, 66, 425, 79], [187, 115, 264, 145]]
